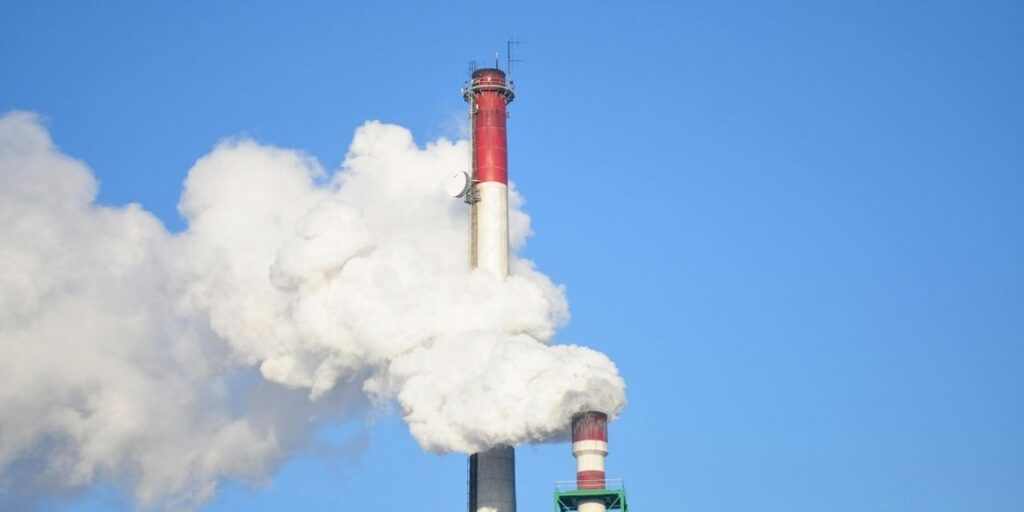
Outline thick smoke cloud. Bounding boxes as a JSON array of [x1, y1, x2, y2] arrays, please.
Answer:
[[0, 111, 626, 508]]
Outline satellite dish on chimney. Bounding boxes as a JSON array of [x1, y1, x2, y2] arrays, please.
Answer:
[[447, 171, 471, 198]]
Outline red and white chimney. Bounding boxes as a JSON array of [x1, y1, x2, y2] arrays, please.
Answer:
[[462, 67, 517, 512], [463, 67, 514, 280], [572, 411, 609, 512]]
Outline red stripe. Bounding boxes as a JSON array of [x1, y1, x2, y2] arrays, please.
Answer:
[[571, 411, 608, 442], [577, 470, 606, 490], [472, 91, 508, 184]]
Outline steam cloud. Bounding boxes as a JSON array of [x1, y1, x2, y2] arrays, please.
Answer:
[[0, 111, 626, 508]]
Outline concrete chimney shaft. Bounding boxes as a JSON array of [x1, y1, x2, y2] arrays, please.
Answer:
[[463, 67, 516, 512], [572, 411, 609, 512]]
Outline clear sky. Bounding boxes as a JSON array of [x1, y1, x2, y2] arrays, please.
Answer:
[[2, 1, 1022, 511]]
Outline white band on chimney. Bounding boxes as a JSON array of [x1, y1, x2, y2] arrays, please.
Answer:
[[474, 182, 509, 279], [571, 440, 609, 454], [575, 453, 606, 473]]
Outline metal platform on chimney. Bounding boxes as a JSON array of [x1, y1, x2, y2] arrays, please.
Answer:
[[553, 479, 629, 512]]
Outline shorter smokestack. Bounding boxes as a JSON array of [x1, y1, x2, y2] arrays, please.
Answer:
[[571, 411, 609, 512]]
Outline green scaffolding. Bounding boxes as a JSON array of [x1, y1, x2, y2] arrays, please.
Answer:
[[553, 486, 628, 512]]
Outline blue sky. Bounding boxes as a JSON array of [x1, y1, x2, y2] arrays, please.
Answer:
[[2, 1, 1022, 511]]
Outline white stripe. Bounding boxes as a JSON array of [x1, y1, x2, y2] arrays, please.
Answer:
[[474, 182, 508, 279], [572, 440, 608, 454], [578, 501, 607, 512], [575, 452, 606, 472]]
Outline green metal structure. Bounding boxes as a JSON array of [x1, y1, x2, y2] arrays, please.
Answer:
[[553, 479, 628, 512]]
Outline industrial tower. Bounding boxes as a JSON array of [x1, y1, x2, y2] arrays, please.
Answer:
[[554, 412, 628, 512], [459, 65, 518, 512], [451, 61, 628, 512]]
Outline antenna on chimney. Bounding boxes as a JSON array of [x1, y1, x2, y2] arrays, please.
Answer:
[[507, 37, 523, 76]]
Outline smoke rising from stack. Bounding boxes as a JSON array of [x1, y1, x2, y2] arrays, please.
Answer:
[[0, 111, 626, 508]]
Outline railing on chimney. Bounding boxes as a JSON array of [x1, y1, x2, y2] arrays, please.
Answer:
[[553, 478, 628, 512], [553, 479, 625, 493]]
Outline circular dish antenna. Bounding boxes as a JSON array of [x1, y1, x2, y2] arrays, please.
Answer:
[[447, 171, 471, 198]]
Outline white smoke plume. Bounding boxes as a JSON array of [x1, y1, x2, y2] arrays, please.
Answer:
[[0, 111, 626, 508]]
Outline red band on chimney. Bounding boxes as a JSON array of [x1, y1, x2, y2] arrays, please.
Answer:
[[577, 470, 606, 490], [571, 411, 608, 442], [469, 69, 510, 185]]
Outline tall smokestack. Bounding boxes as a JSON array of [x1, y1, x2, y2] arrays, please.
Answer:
[[464, 67, 513, 278], [462, 67, 516, 512], [572, 411, 609, 512]]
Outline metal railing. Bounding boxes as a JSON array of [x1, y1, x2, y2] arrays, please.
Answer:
[[462, 78, 515, 102], [554, 479, 625, 493]]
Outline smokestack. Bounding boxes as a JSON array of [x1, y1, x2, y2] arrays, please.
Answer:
[[461, 67, 516, 512], [572, 411, 609, 512], [468, 446, 516, 512], [464, 67, 514, 279]]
